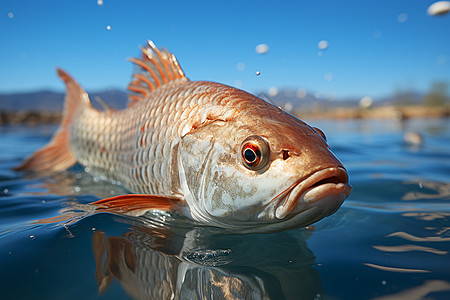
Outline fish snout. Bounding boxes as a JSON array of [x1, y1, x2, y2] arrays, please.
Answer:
[[275, 167, 351, 220]]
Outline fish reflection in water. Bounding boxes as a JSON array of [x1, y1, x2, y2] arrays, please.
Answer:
[[91, 217, 321, 300]]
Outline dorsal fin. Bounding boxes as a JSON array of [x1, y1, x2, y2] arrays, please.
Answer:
[[127, 40, 187, 105]]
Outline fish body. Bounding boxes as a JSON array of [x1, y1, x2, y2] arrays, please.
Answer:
[[17, 41, 351, 232]]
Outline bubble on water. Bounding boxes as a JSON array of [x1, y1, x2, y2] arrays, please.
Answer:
[[8, 12, 14, 19], [236, 62, 245, 71], [397, 13, 408, 23], [428, 1, 450, 16], [97, 0, 104, 5], [106, 25, 111, 31], [317, 40, 328, 50], [255, 43, 269, 54]]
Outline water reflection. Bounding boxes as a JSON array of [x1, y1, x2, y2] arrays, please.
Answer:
[[91, 220, 322, 299]]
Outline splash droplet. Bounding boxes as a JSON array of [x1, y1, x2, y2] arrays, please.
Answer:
[[428, 1, 450, 16], [397, 13, 408, 23], [317, 40, 328, 50], [255, 43, 269, 54], [324, 72, 333, 82], [236, 62, 245, 71]]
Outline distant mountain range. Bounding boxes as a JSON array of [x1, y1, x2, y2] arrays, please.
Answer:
[[0, 89, 128, 112], [0, 88, 427, 112]]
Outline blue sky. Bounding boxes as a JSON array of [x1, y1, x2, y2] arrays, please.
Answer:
[[1, 0, 449, 100]]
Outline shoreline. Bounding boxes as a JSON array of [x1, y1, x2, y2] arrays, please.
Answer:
[[1, 105, 449, 125]]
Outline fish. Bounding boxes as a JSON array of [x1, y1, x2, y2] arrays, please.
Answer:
[[16, 40, 352, 232], [91, 222, 320, 299]]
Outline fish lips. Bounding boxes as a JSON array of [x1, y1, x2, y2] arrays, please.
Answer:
[[275, 167, 352, 220]]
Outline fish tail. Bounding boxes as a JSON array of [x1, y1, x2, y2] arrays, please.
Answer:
[[15, 68, 90, 172]]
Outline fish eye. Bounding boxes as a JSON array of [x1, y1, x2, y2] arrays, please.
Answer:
[[240, 136, 270, 171], [313, 127, 327, 142]]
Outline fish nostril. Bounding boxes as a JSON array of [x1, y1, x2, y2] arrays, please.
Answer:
[[282, 150, 290, 160]]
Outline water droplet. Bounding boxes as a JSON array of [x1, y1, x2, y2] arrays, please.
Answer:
[[3, 188, 8, 194], [419, 182, 423, 188], [397, 13, 408, 23], [381, 280, 387, 285], [29, 235, 35, 240], [428, 1, 450, 16], [360, 96, 373, 108], [106, 25, 111, 31], [437, 55, 447, 65], [97, 0, 104, 5], [317, 40, 328, 50], [8, 12, 14, 19], [297, 88, 307, 98], [256, 71, 261, 76], [91, 227, 96, 231], [74, 186, 81, 193], [372, 29, 382, 39], [324, 72, 333, 82], [42, 200, 46, 204], [236, 62, 245, 71], [268, 86, 278, 96], [255, 43, 269, 54]]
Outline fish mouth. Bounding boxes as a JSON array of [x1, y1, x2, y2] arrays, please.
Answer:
[[274, 167, 352, 220]]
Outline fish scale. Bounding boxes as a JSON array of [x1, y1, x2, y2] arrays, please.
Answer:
[[70, 80, 239, 196]]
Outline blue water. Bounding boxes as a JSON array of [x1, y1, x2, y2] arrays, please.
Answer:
[[1, 118, 449, 299]]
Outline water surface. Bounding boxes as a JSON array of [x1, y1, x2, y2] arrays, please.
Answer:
[[1, 118, 449, 299]]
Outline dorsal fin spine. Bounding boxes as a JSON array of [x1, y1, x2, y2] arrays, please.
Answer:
[[133, 73, 155, 92], [146, 41, 170, 83], [127, 84, 149, 98], [128, 57, 162, 87], [126, 41, 187, 106]]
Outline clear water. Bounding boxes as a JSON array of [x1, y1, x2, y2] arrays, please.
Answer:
[[1, 118, 449, 300]]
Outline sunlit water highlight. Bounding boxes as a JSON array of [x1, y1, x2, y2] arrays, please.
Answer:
[[1, 118, 449, 299]]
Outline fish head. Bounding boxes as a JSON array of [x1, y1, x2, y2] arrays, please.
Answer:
[[179, 93, 351, 232]]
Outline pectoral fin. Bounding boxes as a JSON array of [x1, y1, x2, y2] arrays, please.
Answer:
[[90, 194, 183, 216]]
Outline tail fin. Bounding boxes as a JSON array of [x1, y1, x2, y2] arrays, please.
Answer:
[[15, 69, 91, 172]]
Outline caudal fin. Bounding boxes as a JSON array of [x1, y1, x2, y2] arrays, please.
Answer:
[[15, 69, 91, 172]]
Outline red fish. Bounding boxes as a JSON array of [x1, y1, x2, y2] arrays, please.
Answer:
[[17, 41, 351, 232]]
